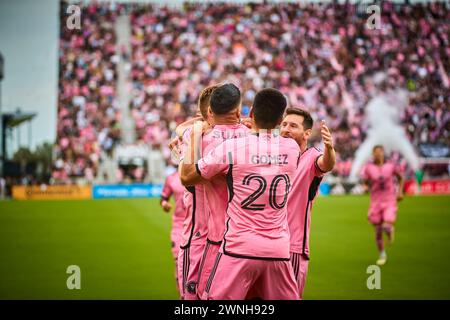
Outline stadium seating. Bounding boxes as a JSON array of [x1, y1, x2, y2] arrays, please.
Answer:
[[54, 1, 450, 183]]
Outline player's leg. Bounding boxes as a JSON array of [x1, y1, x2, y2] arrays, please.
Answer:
[[297, 254, 310, 299], [256, 260, 299, 300], [369, 206, 386, 265], [177, 247, 187, 299], [197, 241, 221, 299], [183, 243, 204, 300], [374, 223, 387, 266], [382, 204, 398, 245], [290, 252, 309, 299], [171, 232, 181, 296], [202, 253, 255, 300]]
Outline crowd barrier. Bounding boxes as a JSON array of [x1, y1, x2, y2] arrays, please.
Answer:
[[11, 179, 450, 200], [404, 179, 450, 195], [92, 184, 163, 199], [12, 185, 92, 200], [12, 184, 163, 200]]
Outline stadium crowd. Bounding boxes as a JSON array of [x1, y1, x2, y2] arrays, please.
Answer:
[[53, 3, 121, 183], [53, 1, 450, 183]]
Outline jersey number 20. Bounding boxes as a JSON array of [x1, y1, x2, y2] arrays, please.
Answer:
[[241, 174, 291, 211]]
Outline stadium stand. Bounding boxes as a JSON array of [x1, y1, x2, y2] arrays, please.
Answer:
[[54, 1, 450, 184]]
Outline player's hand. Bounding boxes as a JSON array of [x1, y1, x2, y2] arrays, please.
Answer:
[[397, 192, 404, 202], [241, 117, 253, 129], [168, 136, 181, 151], [320, 120, 334, 149], [162, 201, 172, 212], [175, 116, 203, 138], [362, 183, 369, 194]]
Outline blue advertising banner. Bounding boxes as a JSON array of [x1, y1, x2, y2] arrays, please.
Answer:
[[92, 184, 163, 199]]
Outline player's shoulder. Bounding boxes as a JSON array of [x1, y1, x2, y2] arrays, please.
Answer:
[[302, 146, 322, 159], [280, 136, 300, 151], [362, 162, 372, 172], [385, 160, 396, 166], [235, 123, 251, 134], [385, 161, 398, 170]]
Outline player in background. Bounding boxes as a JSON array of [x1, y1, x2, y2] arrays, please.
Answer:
[[180, 88, 300, 300], [195, 84, 250, 299], [175, 84, 218, 300], [160, 169, 185, 296], [280, 108, 336, 299], [361, 145, 404, 266]]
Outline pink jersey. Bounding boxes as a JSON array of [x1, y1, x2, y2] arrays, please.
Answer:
[[161, 171, 186, 234], [180, 126, 207, 248], [197, 132, 300, 260], [201, 124, 250, 243], [287, 147, 325, 257], [361, 161, 401, 204]]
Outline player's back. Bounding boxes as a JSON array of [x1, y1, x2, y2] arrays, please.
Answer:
[[221, 132, 300, 260], [201, 124, 250, 243]]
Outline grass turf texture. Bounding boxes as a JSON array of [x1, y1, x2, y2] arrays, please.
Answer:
[[0, 195, 449, 299]]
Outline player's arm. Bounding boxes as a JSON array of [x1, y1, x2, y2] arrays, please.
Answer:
[[169, 115, 204, 152], [179, 121, 207, 186], [316, 120, 336, 173], [160, 180, 173, 213], [362, 180, 370, 193], [395, 171, 404, 201], [181, 132, 229, 187], [179, 162, 204, 186], [359, 165, 370, 193], [175, 115, 203, 139]]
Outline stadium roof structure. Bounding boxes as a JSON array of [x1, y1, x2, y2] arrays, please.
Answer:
[[1, 110, 37, 161], [2, 111, 36, 128]]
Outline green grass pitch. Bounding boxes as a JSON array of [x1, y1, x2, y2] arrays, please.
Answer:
[[1, 195, 449, 299]]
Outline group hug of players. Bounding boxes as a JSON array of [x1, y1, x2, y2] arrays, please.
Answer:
[[160, 83, 404, 300]]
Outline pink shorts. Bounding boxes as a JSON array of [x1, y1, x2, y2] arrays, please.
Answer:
[[368, 202, 397, 225], [201, 253, 299, 300], [171, 231, 182, 296], [197, 240, 221, 299], [171, 230, 182, 261], [177, 243, 205, 300], [290, 252, 309, 299]]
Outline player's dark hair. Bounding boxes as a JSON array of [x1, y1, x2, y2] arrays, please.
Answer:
[[373, 145, 384, 152], [252, 88, 287, 129], [210, 83, 241, 115], [285, 108, 314, 130]]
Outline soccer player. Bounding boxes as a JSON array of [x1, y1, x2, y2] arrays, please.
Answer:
[[195, 84, 250, 299], [180, 88, 300, 300], [361, 145, 404, 266], [177, 83, 249, 299], [160, 169, 185, 295], [175, 84, 218, 300], [280, 108, 336, 299]]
